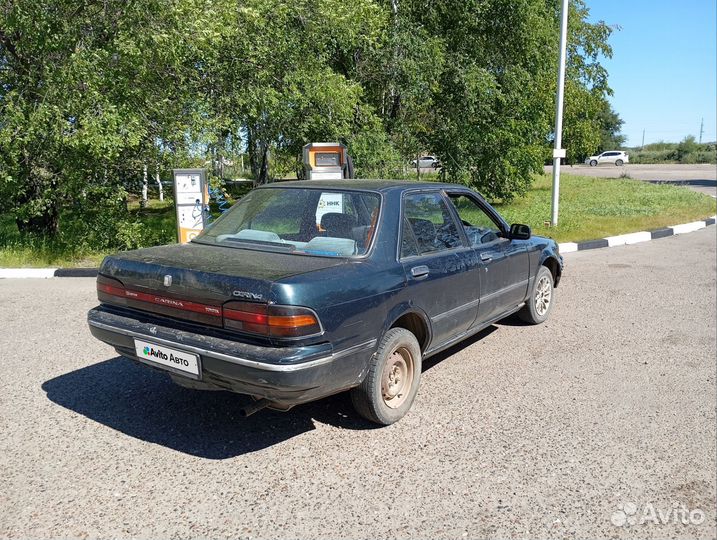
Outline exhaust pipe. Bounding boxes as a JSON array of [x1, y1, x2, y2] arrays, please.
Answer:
[[239, 398, 271, 417]]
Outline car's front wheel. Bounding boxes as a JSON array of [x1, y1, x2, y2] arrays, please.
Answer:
[[589, 159, 598, 167], [518, 265, 555, 324], [351, 328, 422, 425]]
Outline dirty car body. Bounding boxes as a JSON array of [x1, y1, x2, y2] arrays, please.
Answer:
[[87, 180, 563, 423]]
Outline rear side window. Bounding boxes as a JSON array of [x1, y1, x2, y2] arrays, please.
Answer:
[[402, 192, 461, 255], [400, 217, 419, 258]]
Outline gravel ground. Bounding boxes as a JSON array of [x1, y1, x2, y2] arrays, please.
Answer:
[[1, 227, 715, 539]]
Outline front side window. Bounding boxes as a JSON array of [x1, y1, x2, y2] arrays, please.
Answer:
[[402, 192, 461, 256], [447, 194, 502, 246], [194, 188, 380, 257]]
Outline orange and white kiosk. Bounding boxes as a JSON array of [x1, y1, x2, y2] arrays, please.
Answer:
[[302, 142, 353, 180]]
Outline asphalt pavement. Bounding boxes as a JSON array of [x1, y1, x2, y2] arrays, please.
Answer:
[[1, 228, 715, 539]]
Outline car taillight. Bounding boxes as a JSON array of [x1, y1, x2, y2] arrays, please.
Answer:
[[97, 275, 128, 302], [223, 301, 322, 338], [97, 276, 320, 338]]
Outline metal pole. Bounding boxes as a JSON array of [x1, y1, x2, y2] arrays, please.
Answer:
[[551, 0, 569, 226], [699, 117, 704, 144]]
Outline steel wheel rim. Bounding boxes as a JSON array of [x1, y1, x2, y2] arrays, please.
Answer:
[[535, 276, 552, 316], [381, 347, 414, 409]]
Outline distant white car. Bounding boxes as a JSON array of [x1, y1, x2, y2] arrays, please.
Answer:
[[411, 155, 441, 169], [585, 151, 629, 166]]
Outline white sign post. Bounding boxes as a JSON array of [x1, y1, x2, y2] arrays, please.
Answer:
[[551, 0, 569, 227]]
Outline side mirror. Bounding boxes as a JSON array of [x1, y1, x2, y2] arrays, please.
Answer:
[[509, 223, 531, 240]]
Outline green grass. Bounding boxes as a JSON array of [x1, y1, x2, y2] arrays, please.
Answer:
[[493, 173, 715, 243], [0, 173, 715, 266], [0, 198, 178, 268], [0, 237, 98, 268]]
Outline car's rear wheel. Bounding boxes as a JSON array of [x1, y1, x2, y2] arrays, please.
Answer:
[[615, 159, 624, 166], [589, 159, 598, 167], [351, 328, 422, 425], [518, 265, 554, 324]]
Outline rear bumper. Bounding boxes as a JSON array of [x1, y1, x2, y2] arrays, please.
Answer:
[[87, 306, 375, 407]]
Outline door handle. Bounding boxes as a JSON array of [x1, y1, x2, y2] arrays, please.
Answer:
[[410, 265, 430, 279], [480, 252, 493, 262]]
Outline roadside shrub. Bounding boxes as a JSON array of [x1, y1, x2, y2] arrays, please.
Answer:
[[627, 139, 716, 164], [693, 150, 717, 164], [55, 185, 176, 252], [630, 149, 677, 164], [642, 141, 675, 151], [114, 221, 150, 251], [676, 136, 699, 161]]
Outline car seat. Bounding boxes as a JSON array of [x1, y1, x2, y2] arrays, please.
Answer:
[[409, 218, 437, 252], [320, 212, 358, 239]]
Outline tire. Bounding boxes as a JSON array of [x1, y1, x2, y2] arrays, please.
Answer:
[[589, 160, 598, 167], [615, 159, 623, 166], [518, 265, 555, 325], [351, 328, 422, 425]]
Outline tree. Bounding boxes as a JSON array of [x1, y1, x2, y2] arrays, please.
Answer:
[[596, 100, 626, 152], [198, 0, 386, 184], [676, 135, 698, 162], [0, 0, 210, 237], [2, 0, 618, 245], [357, 0, 617, 199]]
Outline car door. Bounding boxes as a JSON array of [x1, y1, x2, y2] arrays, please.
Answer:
[[399, 191, 481, 347], [445, 192, 530, 325]]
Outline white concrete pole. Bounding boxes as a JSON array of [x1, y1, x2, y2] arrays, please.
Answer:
[[551, 0, 569, 226]]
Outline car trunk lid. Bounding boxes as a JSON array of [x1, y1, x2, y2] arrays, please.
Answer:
[[98, 242, 345, 326]]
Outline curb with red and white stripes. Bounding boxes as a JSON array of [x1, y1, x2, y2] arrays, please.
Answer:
[[0, 215, 715, 278]]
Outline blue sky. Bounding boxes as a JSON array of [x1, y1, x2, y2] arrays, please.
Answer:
[[586, 0, 716, 146]]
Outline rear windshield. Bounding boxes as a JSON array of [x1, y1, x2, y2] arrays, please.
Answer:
[[193, 187, 381, 257]]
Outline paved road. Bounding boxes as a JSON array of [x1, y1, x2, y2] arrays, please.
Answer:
[[545, 163, 717, 197], [1, 229, 715, 539]]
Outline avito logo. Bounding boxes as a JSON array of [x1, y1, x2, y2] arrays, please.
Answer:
[[142, 345, 190, 367], [143, 346, 168, 360]]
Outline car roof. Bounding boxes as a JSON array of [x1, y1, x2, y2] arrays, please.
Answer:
[[259, 179, 470, 193]]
